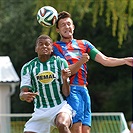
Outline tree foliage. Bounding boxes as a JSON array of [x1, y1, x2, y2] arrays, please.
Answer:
[[91, 0, 133, 46], [34, 0, 133, 46]]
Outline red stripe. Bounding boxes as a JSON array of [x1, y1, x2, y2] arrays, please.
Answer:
[[76, 40, 86, 53], [53, 42, 63, 54]]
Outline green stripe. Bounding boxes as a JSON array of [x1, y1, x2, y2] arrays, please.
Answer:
[[52, 82, 62, 105], [50, 59, 60, 105], [40, 62, 48, 108], [45, 84, 54, 107]]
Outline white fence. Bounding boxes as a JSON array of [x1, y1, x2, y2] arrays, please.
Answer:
[[91, 113, 130, 133], [0, 112, 130, 133]]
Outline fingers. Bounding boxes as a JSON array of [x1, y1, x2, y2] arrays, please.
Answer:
[[125, 57, 133, 67], [62, 68, 71, 79], [81, 53, 90, 63], [22, 92, 39, 102], [63, 68, 71, 73]]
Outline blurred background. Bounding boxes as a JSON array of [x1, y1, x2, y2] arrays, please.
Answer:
[[0, 0, 132, 125]]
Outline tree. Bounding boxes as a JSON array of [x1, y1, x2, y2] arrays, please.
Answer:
[[35, 0, 133, 46], [0, 0, 40, 113]]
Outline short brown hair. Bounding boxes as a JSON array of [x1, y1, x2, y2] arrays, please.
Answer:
[[56, 11, 71, 28]]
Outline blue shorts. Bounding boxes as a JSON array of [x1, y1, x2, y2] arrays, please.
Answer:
[[67, 85, 91, 127]]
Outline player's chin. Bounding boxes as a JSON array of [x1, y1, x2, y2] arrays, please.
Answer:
[[62, 35, 72, 39]]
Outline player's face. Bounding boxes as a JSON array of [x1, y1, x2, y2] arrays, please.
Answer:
[[57, 17, 74, 39], [35, 38, 53, 56]]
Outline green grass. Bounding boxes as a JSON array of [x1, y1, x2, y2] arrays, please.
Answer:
[[11, 121, 25, 133], [11, 121, 59, 133], [11, 119, 124, 133]]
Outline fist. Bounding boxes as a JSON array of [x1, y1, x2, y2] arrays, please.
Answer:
[[62, 68, 71, 80], [81, 53, 90, 63]]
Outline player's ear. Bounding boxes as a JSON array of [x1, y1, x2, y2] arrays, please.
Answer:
[[56, 28, 59, 33], [35, 46, 37, 53], [51, 45, 53, 52], [73, 24, 75, 30]]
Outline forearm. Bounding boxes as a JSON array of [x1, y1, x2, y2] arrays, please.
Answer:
[[95, 53, 133, 67], [69, 61, 83, 75], [101, 57, 126, 67], [62, 79, 70, 97], [69, 53, 89, 75]]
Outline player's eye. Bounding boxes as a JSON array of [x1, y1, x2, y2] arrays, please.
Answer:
[[60, 23, 65, 27], [45, 43, 49, 46], [37, 42, 42, 46], [45, 42, 51, 46], [67, 22, 71, 26]]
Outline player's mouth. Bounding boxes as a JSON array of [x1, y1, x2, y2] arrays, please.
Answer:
[[64, 30, 72, 34], [42, 49, 48, 53]]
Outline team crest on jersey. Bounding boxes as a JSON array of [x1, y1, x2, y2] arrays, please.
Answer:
[[36, 71, 56, 84]]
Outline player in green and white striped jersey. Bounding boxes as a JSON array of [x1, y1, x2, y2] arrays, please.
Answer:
[[19, 35, 72, 133], [21, 55, 69, 108]]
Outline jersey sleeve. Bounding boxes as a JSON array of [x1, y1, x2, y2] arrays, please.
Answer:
[[84, 40, 100, 60], [56, 56, 69, 84], [59, 57, 68, 70], [20, 63, 32, 90], [90, 48, 100, 60]]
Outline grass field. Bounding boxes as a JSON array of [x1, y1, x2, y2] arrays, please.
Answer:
[[2, 113, 129, 133], [11, 121, 59, 133], [11, 120, 124, 133]]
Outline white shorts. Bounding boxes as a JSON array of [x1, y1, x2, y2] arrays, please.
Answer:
[[24, 101, 72, 133]]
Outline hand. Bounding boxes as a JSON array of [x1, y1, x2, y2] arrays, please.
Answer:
[[124, 57, 133, 67], [20, 92, 38, 103], [62, 68, 71, 80], [80, 53, 90, 63]]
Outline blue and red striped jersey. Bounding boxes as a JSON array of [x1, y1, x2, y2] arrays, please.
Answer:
[[53, 39, 99, 85]]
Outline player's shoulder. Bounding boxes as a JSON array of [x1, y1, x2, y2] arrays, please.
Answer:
[[53, 55, 65, 61], [55, 56, 67, 64], [74, 38, 91, 44], [22, 57, 38, 68], [51, 56, 67, 67], [53, 41, 63, 45]]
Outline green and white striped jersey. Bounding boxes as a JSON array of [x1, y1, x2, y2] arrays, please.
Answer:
[[20, 55, 69, 109]]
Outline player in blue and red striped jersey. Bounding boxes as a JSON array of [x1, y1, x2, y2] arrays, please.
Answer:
[[53, 11, 133, 133]]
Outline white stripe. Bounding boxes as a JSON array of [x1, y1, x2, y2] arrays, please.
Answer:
[[40, 63, 49, 107], [33, 61, 43, 108], [54, 60, 64, 102], [47, 61, 57, 106]]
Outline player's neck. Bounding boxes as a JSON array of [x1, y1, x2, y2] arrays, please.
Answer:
[[38, 55, 51, 62]]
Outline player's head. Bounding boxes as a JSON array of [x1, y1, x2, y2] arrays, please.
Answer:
[[56, 11, 72, 28], [56, 11, 75, 40], [35, 35, 53, 56]]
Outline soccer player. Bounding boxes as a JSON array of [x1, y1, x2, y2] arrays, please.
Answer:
[[20, 34, 73, 133], [53, 11, 133, 133]]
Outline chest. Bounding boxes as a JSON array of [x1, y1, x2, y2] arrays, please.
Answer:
[[61, 41, 86, 60], [31, 61, 62, 84]]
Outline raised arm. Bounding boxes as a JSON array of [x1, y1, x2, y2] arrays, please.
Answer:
[[61, 68, 71, 97], [69, 53, 90, 75], [95, 52, 133, 67]]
